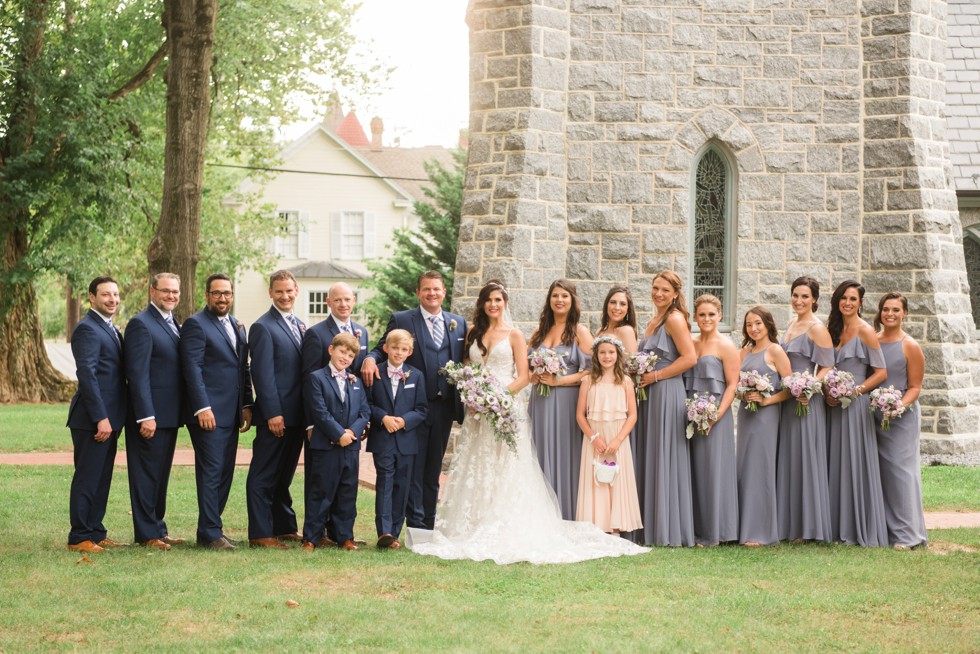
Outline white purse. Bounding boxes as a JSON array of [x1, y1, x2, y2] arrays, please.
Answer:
[[593, 457, 619, 485]]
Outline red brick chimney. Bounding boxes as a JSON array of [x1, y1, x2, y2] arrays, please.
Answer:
[[370, 117, 384, 149]]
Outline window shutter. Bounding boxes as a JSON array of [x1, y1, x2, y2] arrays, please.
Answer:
[[330, 212, 342, 260], [363, 212, 376, 259], [298, 211, 311, 259]]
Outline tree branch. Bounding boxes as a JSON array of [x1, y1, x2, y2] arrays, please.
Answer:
[[108, 38, 169, 101]]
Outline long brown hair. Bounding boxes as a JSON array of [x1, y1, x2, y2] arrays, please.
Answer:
[[651, 270, 690, 331], [589, 336, 627, 385], [741, 306, 779, 348], [530, 279, 581, 348], [599, 285, 637, 334], [466, 280, 509, 358], [873, 291, 909, 332], [827, 280, 864, 347]]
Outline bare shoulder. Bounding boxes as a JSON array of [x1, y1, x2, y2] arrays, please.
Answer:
[[807, 321, 833, 346]]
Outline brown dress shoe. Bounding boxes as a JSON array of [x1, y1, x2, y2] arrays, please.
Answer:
[[377, 534, 395, 549], [68, 540, 105, 553], [249, 537, 289, 550], [315, 536, 337, 549], [141, 538, 172, 550], [389, 540, 402, 549], [202, 536, 236, 551], [97, 537, 130, 548], [301, 540, 315, 551], [276, 533, 303, 542], [340, 539, 359, 551], [160, 536, 185, 546]]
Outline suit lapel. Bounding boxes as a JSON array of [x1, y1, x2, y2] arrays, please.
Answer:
[[149, 306, 179, 346], [90, 309, 121, 351], [379, 363, 395, 406], [273, 308, 302, 354], [207, 310, 237, 354]]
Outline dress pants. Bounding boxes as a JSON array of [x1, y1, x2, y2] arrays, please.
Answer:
[[303, 446, 359, 544], [246, 424, 304, 539], [125, 423, 178, 542], [373, 448, 414, 538], [407, 397, 454, 530], [188, 424, 239, 544], [68, 428, 119, 545]]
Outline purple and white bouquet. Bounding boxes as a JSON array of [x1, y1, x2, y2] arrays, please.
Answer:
[[781, 369, 824, 417], [625, 351, 659, 402], [823, 368, 859, 409], [736, 370, 775, 412], [528, 348, 568, 397], [439, 362, 517, 450], [869, 385, 908, 431], [685, 392, 720, 439]]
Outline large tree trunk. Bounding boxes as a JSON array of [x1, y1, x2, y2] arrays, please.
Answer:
[[0, 0, 74, 403], [147, 0, 217, 321]]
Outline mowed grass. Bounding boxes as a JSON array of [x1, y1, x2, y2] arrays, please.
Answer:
[[0, 465, 977, 652]]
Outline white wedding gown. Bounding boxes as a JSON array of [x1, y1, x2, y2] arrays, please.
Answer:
[[408, 337, 648, 564]]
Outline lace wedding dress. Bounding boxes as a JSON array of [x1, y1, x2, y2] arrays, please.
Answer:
[[408, 337, 648, 564]]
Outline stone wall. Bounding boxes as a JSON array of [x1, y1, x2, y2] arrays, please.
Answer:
[[458, 0, 980, 452]]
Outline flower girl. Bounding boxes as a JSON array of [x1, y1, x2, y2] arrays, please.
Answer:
[[575, 336, 643, 534]]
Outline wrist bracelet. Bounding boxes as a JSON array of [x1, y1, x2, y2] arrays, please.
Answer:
[[589, 433, 599, 443]]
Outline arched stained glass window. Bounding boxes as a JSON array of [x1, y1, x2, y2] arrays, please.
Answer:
[[692, 145, 734, 327]]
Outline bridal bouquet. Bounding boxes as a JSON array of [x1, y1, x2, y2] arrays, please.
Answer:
[[685, 392, 719, 439], [869, 385, 908, 431], [736, 370, 774, 412], [823, 368, 859, 409], [625, 351, 659, 402], [781, 369, 823, 417], [439, 362, 517, 450], [527, 348, 568, 397]]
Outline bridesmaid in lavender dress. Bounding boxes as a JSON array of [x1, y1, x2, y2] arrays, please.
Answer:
[[736, 307, 792, 546], [633, 271, 697, 546], [777, 277, 834, 544], [595, 286, 639, 354], [873, 292, 928, 549], [825, 280, 888, 547], [686, 294, 739, 546], [529, 279, 593, 520]]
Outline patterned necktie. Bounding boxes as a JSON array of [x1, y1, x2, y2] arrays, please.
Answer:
[[429, 315, 444, 348], [286, 314, 302, 345], [165, 314, 180, 337], [219, 316, 236, 347], [388, 367, 405, 398], [340, 322, 351, 335], [108, 320, 121, 346]]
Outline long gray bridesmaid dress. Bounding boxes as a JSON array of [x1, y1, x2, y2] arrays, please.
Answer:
[[777, 332, 834, 543], [827, 338, 888, 547], [529, 343, 589, 520], [876, 338, 928, 548], [736, 346, 781, 545], [685, 355, 738, 545], [631, 325, 694, 546]]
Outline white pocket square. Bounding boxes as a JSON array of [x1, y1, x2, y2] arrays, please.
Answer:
[[405, 384, 416, 389], [457, 337, 464, 341], [360, 345, 367, 350]]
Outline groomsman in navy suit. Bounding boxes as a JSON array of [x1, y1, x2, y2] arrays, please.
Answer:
[[180, 273, 253, 550], [366, 329, 428, 549], [123, 272, 185, 550], [362, 270, 467, 530], [67, 276, 129, 553], [246, 270, 306, 549], [301, 282, 369, 377]]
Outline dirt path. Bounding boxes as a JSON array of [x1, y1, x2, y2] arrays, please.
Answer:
[[1, 449, 976, 529]]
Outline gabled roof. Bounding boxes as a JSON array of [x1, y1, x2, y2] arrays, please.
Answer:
[[359, 146, 456, 202], [946, 0, 980, 193], [287, 260, 367, 279], [335, 111, 370, 147]]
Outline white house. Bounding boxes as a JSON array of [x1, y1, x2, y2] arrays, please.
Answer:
[[231, 109, 455, 327]]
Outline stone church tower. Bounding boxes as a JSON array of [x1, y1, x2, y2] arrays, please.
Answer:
[[454, 0, 979, 453]]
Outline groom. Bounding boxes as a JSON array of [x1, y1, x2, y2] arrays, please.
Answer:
[[361, 270, 467, 530]]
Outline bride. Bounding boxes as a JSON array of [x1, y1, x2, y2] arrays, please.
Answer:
[[408, 281, 647, 564]]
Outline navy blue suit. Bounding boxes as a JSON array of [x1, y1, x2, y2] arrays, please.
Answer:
[[367, 307, 467, 529], [66, 309, 128, 545], [123, 305, 183, 543], [246, 307, 306, 539], [303, 367, 370, 544], [367, 363, 427, 538], [301, 315, 369, 377], [180, 308, 253, 544]]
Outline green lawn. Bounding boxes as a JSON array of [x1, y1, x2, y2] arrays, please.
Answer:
[[0, 465, 977, 652]]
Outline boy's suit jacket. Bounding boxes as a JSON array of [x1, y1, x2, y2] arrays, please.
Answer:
[[304, 368, 370, 451], [366, 362, 428, 456]]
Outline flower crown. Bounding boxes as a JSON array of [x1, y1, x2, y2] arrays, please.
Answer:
[[593, 335, 624, 351]]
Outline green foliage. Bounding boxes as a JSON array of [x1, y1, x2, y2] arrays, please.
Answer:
[[361, 148, 466, 332]]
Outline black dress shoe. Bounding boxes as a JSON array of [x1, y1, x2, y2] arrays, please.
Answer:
[[202, 536, 236, 551]]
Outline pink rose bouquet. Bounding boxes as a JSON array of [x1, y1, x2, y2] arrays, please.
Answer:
[[781, 369, 824, 417], [869, 385, 907, 431], [685, 392, 720, 439], [736, 370, 774, 412], [823, 368, 859, 409], [439, 362, 517, 450], [527, 348, 568, 397], [625, 351, 659, 401]]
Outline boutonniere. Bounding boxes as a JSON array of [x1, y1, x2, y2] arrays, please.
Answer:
[[449, 319, 458, 332], [354, 328, 363, 339], [299, 324, 306, 335], [403, 369, 411, 381], [347, 374, 357, 384], [236, 320, 244, 331]]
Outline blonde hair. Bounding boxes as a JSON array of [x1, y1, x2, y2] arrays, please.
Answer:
[[330, 332, 360, 356], [386, 328, 414, 349], [590, 336, 627, 385]]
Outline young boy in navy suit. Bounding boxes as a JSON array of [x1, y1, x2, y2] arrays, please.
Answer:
[[302, 332, 370, 551], [366, 329, 428, 549]]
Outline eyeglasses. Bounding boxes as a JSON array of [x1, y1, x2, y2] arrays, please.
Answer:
[[154, 288, 180, 296], [209, 290, 234, 299]]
